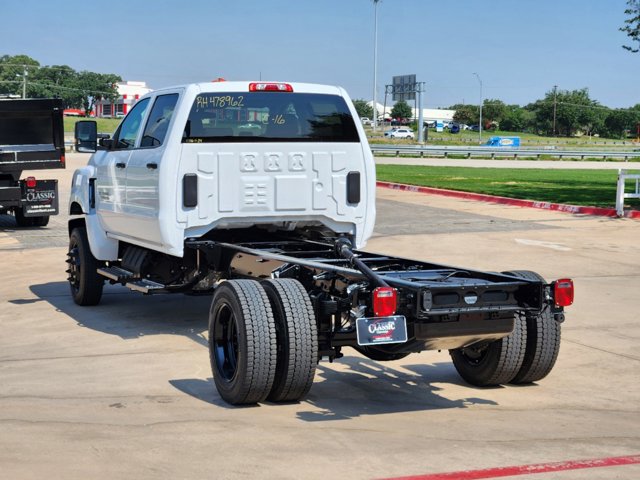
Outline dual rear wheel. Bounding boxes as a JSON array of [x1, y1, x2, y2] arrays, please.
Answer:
[[450, 270, 561, 386], [209, 279, 318, 405]]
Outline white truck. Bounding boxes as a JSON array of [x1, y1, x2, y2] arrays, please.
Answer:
[[69, 81, 574, 405]]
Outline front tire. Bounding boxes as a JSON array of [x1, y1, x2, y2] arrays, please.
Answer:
[[67, 227, 104, 306], [450, 314, 526, 386], [261, 279, 318, 402], [209, 280, 277, 405]]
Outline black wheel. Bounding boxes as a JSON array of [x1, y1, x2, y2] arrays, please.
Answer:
[[504, 270, 561, 384], [209, 280, 277, 405], [355, 345, 411, 362], [261, 279, 318, 402], [450, 314, 526, 386], [14, 209, 34, 227], [67, 227, 104, 306], [30, 216, 49, 227]]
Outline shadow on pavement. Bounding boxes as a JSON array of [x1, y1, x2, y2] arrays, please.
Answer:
[[295, 356, 497, 421], [23, 281, 210, 347], [21, 281, 497, 417]]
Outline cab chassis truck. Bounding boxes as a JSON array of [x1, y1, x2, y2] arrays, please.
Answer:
[[0, 98, 65, 227], [68, 81, 574, 405]]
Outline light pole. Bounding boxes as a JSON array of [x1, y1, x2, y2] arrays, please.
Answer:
[[473, 72, 483, 143], [372, 0, 381, 132]]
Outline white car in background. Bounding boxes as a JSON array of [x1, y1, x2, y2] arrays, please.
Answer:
[[384, 128, 414, 139]]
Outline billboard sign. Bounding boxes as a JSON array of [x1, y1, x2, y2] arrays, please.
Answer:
[[392, 74, 416, 102]]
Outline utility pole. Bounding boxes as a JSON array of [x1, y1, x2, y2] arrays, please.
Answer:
[[372, 0, 381, 132], [552, 85, 558, 136], [22, 65, 28, 99], [473, 73, 483, 144]]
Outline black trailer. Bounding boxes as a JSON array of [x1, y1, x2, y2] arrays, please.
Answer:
[[0, 98, 65, 227]]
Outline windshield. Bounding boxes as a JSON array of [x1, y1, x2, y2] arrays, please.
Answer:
[[183, 92, 359, 143]]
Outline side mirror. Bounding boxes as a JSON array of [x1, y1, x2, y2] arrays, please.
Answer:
[[74, 120, 98, 153]]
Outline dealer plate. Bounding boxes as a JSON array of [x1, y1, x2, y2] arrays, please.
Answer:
[[356, 315, 408, 346]]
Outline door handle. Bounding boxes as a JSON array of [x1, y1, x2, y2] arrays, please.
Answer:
[[115, 162, 126, 169], [146, 162, 158, 170]]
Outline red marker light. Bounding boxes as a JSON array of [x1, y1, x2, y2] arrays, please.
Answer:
[[554, 278, 574, 307], [25, 176, 37, 188], [249, 82, 293, 92], [372, 287, 397, 317]]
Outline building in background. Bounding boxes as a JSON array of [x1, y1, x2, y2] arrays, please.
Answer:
[[369, 102, 455, 124], [95, 81, 152, 118]]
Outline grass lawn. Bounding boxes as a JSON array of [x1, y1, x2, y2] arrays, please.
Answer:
[[367, 127, 640, 148], [375, 164, 640, 210], [64, 117, 121, 135]]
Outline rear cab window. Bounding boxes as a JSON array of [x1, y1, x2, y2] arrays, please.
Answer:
[[182, 92, 359, 143]]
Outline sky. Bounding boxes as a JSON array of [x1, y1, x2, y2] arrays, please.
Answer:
[[1, 0, 638, 109]]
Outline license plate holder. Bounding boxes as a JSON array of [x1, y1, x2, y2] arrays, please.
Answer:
[[356, 315, 408, 346], [21, 179, 58, 216]]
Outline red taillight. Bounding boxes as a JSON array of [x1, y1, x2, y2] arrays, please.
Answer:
[[60, 154, 65, 165], [372, 287, 397, 317], [554, 278, 574, 307], [249, 82, 293, 92], [25, 176, 37, 188]]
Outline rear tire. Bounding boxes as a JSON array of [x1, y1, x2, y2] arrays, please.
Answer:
[[67, 227, 104, 306], [31, 215, 49, 227], [262, 279, 318, 402], [14, 209, 34, 227], [450, 314, 526, 386], [209, 280, 277, 405], [504, 270, 561, 384]]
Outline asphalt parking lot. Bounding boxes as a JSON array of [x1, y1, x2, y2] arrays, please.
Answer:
[[0, 154, 638, 479]]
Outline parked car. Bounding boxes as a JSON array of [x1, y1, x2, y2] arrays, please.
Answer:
[[469, 125, 480, 131], [360, 117, 372, 125], [384, 128, 414, 139]]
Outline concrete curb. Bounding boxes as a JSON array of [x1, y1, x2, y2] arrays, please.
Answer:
[[376, 181, 640, 220]]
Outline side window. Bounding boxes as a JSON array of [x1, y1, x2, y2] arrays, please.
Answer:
[[114, 98, 150, 149], [140, 94, 179, 148]]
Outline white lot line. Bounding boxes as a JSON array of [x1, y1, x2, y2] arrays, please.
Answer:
[[515, 238, 573, 251]]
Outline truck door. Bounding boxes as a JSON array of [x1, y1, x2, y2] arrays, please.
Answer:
[[95, 98, 150, 236], [124, 93, 179, 242]]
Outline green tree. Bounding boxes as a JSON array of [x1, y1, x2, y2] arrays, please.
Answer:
[[603, 108, 640, 138], [352, 99, 374, 119], [391, 100, 412, 119], [450, 104, 478, 125], [76, 71, 122, 116], [621, 0, 640, 52], [482, 99, 507, 127], [30, 65, 84, 108], [528, 88, 603, 136], [0, 54, 40, 97], [500, 105, 535, 132]]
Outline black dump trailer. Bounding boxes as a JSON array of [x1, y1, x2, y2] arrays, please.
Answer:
[[0, 98, 65, 227]]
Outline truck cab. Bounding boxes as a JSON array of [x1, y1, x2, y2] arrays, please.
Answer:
[[71, 82, 375, 260]]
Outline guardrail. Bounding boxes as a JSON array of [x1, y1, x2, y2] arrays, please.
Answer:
[[616, 170, 640, 216], [370, 144, 640, 160]]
